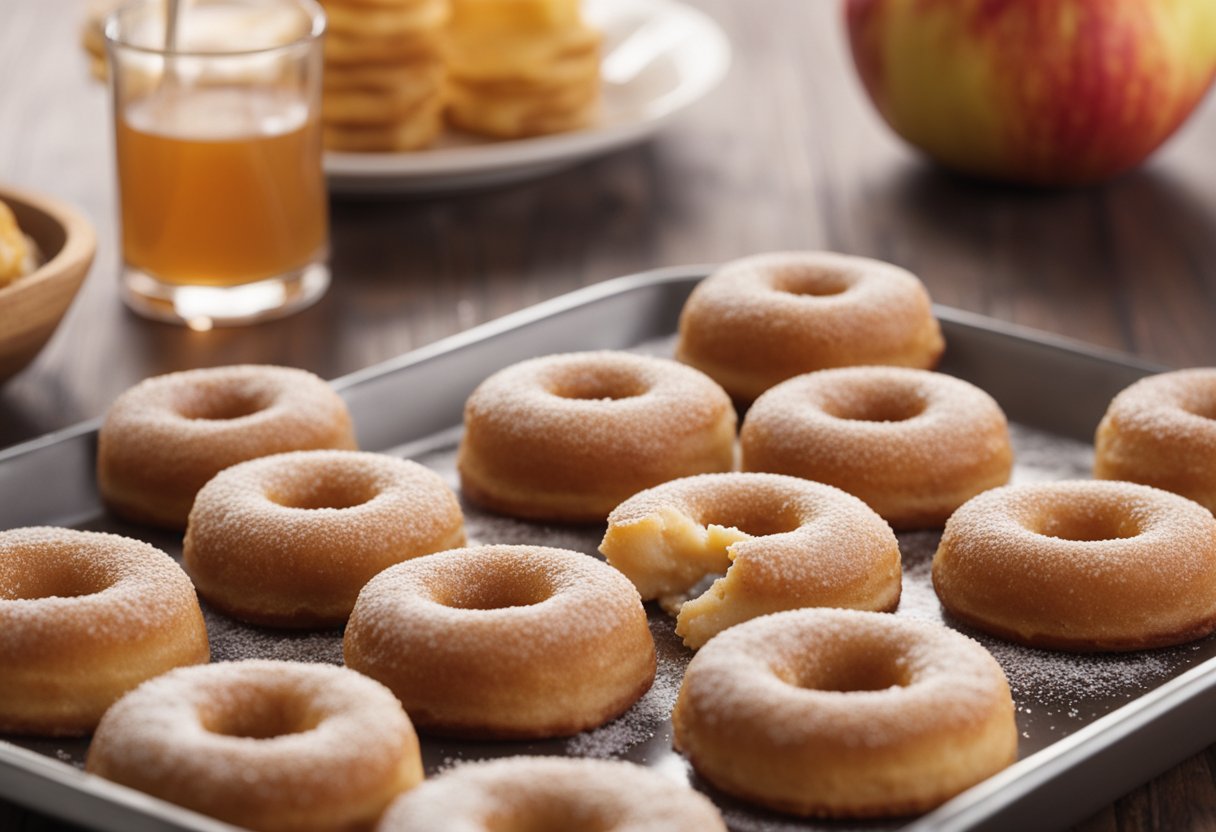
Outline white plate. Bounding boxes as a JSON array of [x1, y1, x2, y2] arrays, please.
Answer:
[[323, 0, 731, 196]]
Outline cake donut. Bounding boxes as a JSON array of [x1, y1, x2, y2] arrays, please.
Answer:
[[98, 365, 357, 529], [344, 545, 655, 738], [672, 608, 1017, 818], [600, 472, 901, 648], [184, 450, 465, 628], [457, 351, 735, 522], [87, 660, 423, 832], [741, 366, 1013, 529], [1095, 368, 1216, 513], [933, 480, 1216, 651], [0, 527, 208, 736], [676, 252, 945, 402], [377, 757, 727, 832]]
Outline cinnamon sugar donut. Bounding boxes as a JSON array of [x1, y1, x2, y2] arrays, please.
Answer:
[[1095, 368, 1216, 513], [0, 527, 208, 736], [741, 367, 1013, 529], [344, 545, 655, 739], [457, 351, 735, 522], [600, 473, 901, 648], [672, 608, 1017, 818], [377, 757, 727, 832], [184, 450, 465, 628], [98, 365, 357, 530], [87, 660, 423, 832], [676, 252, 945, 402], [932, 480, 1216, 651]]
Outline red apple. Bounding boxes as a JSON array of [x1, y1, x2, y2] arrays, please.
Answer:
[[845, 0, 1216, 186]]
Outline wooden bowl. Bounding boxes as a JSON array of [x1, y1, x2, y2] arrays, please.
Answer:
[[0, 185, 97, 383]]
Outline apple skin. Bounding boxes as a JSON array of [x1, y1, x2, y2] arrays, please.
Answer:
[[846, 0, 1216, 186]]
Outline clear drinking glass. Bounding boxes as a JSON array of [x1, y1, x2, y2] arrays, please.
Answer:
[[105, 0, 329, 328]]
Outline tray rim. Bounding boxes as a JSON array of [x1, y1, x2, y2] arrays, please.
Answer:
[[0, 263, 1201, 832]]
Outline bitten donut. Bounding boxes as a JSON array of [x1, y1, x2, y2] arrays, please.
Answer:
[[87, 660, 423, 832], [1095, 368, 1216, 513], [676, 252, 945, 402], [0, 527, 208, 736], [344, 545, 656, 738], [933, 480, 1216, 651], [377, 757, 727, 832], [184, 450, 465, 628], [600, 473, 901, 648], [457, 351, 735, 522], [672, 608, 1017, 818], [98, 365, 357, 529], [741, 367, 1013, 528]]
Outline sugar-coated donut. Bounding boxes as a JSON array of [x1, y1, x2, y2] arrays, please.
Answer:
[[87, 660, 423, 832], [600, 473, 901, 648], [344, 545, 655, 738], [672, 608, 1017, 818], [377, 756, 727, 832], [676, 252, 945, 402], [184, 450, 465, 628], [457, 351, 735, 522], [933, 480, 1216, 651], [0, 527, 208, 736], [98, 365, 357, 530], [1095, 368, 1216, 513], [741, 366, 1013, 529]]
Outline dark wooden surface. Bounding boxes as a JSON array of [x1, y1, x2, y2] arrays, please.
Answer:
[[3, 0, 1216, 829]]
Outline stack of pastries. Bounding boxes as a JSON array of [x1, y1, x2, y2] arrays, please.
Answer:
[[7, 250, 1216, 828], [320, 0, 450, 152], [444, 0, 602, 139]]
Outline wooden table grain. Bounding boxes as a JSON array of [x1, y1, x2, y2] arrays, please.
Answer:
[[3, 1, 1216, 830]]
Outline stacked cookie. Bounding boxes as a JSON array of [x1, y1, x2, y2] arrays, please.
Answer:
[[445, 0, 601, 139], [321, 0, 449, 152]]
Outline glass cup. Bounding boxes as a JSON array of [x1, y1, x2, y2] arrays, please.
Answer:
[[105, 0, 329, 328]]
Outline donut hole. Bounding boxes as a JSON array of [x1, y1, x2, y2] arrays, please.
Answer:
[[547, 368, 649, 402], [1180, 389, 1216, 421], [488, 803, 613, 832], [175, 386, 274, 421], [1031, 505, 1143, 542], [772, 265, 852, 298], [439, 570, 554, 611], [201, 692, 320, 740], [268, 473, 379, 511], [821, 387, 928, 423], [699, 503, 803, 539], [0, 566, 111, 600], [781, 648, 911, 693]]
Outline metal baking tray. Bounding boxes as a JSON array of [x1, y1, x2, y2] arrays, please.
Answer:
[[2, 265, 1212, 832]]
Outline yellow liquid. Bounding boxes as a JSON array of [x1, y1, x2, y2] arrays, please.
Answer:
[[116, 86, 328, 287]]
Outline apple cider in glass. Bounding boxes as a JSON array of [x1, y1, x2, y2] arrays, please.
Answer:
[[106, 0, 328, 326]]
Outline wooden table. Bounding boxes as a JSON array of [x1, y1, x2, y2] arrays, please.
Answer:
[[3, 0, 1216, 829]]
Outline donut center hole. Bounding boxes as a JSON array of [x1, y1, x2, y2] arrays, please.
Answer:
[[1032, 507, 1142, 542], [821, 388, 927, 423], [176, 387, 272, 421], [489, 804, 612, 832], [1180, 390, 1216, 421], [772, 265, 852, 297], [548, 369, 648, 401], [439, 571, 553, 611], [0, 568, 111, 601], [202, 694, 319, 740], [699, 504, 803, 539], [782, 650, 910, 693], [269, 474, 379, 511]]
